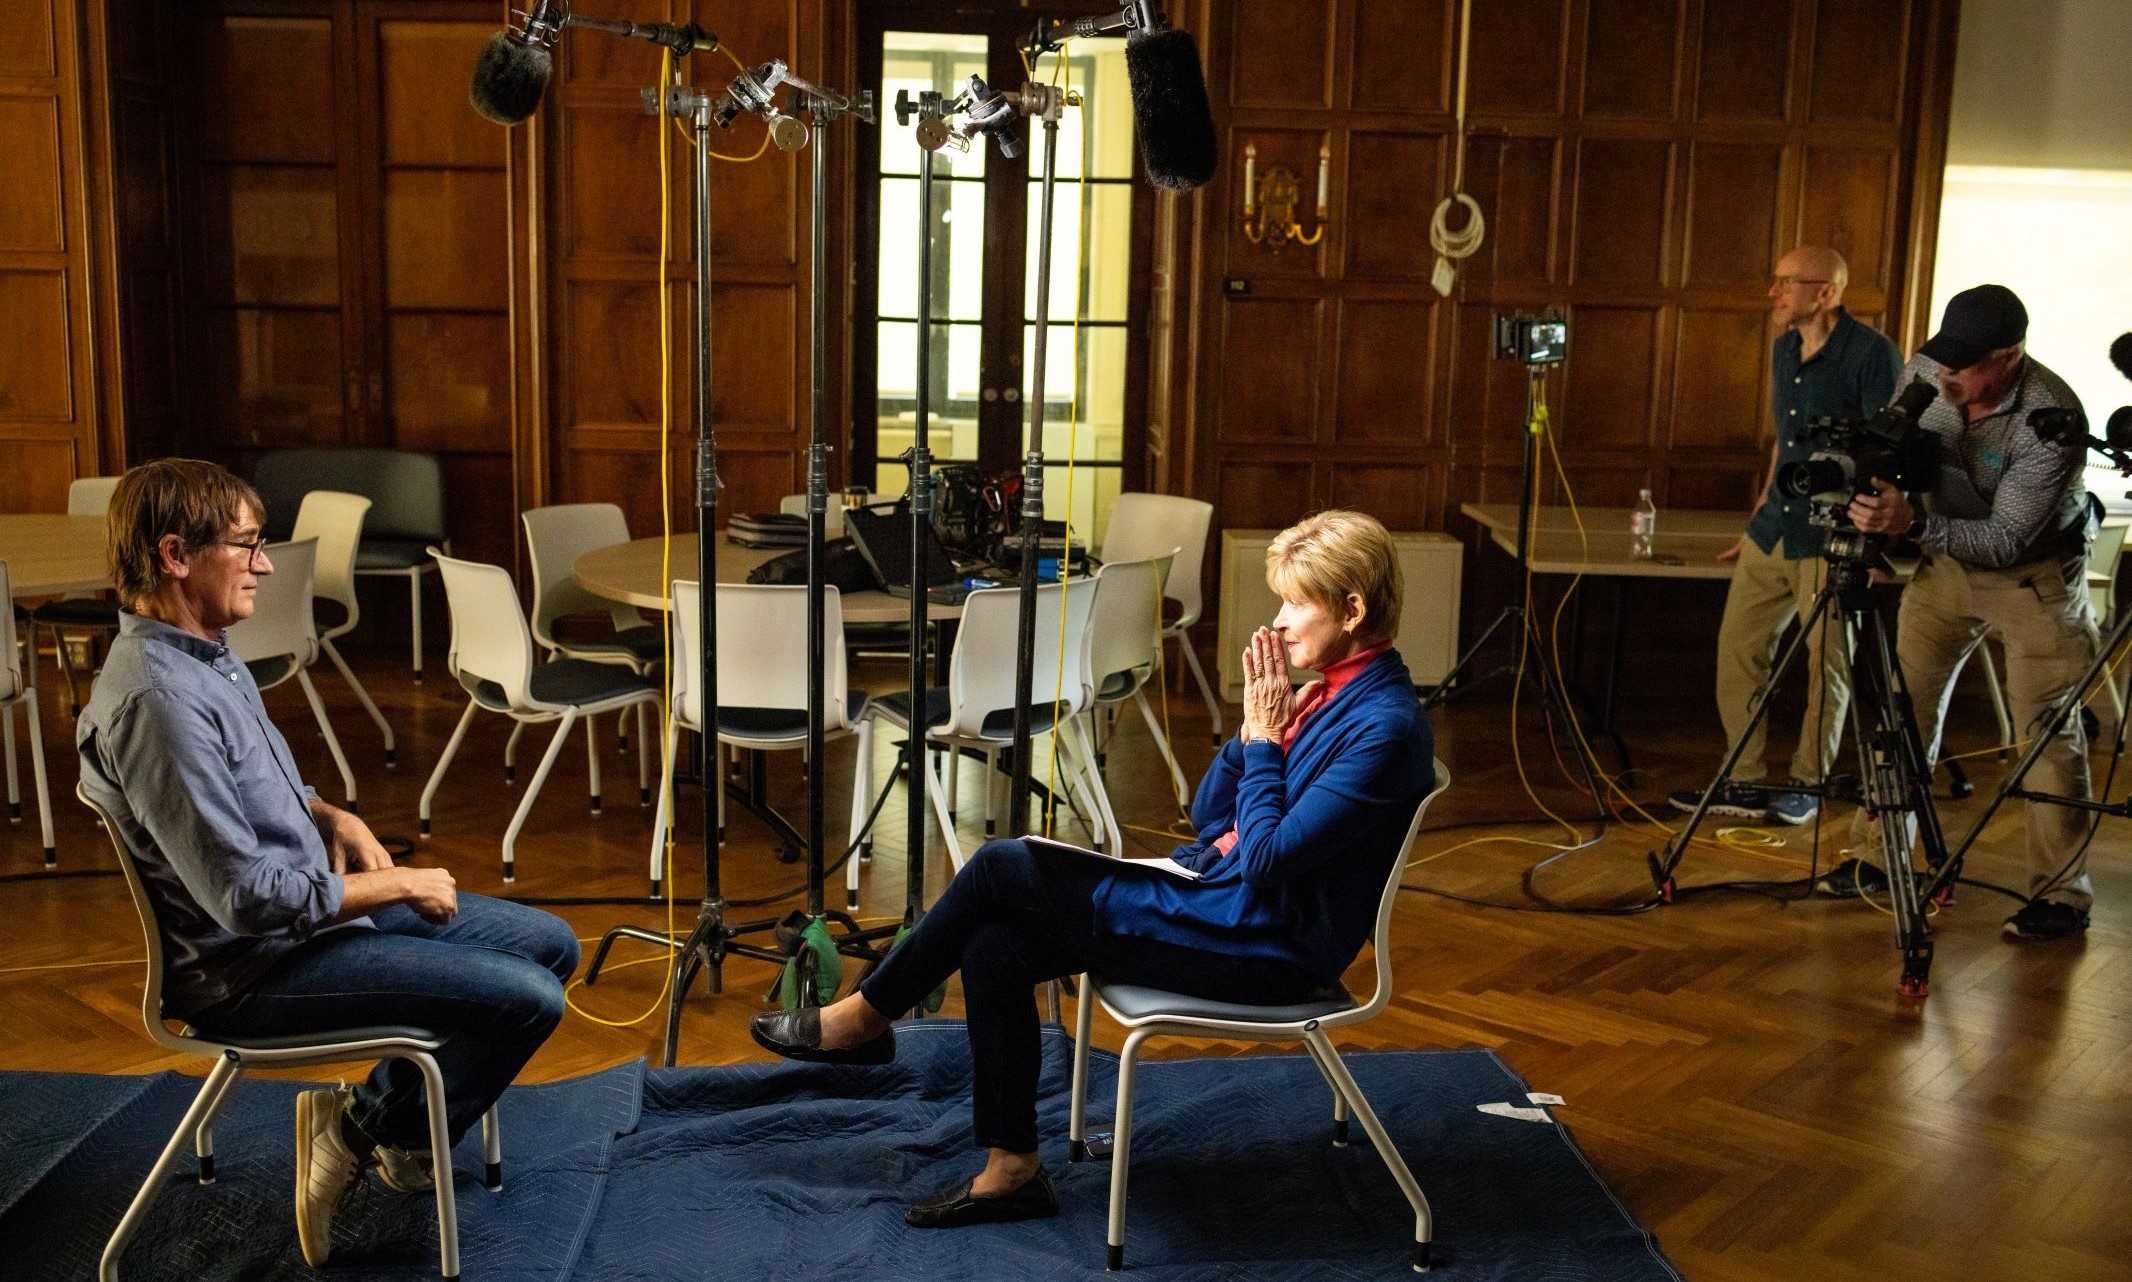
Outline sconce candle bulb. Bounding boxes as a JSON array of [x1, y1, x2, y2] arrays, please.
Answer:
[[1316, 142, 1330, 216], [1243, 141, 1257, 214]]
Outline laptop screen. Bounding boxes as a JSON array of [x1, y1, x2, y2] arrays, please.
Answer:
[[842, 505, 963, 590]]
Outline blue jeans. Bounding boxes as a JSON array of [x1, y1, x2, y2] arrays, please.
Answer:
[[189, 893, 578, 1149]]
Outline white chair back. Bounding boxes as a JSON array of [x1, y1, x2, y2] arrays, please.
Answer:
[[225, 539, 319, 673], [945, 577, 1098, 739], [0, 560, 21, 700], [431, 549, 539, 711], [78, 783, 190, 1049], [777, 495, 845, 535], [668, 580, 854, 734], [522, 503, 642, 650], [291, 491, 371, 633], [67, 476, 122, 516], [1102, 494, 1212, 629], [2091, 522, 2130, 625], [1352, 761, 1451, 1020], [1088, 553, 1176, 699]]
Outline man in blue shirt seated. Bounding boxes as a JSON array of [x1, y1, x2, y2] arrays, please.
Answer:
[[1670, 245, 1902, 826], [77, 458, 579, 1267]]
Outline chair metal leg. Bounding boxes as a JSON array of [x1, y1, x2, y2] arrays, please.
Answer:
[[295, 667, 359, 810], [649, 719, 682, 899], [321, 638, 396, 766], [1303, 1026, 1432, 1269], [1979, 637, 2014, 758], [635, 699, 653, 807], [1132, 689, 1192, 808], [1067, 718, 1121, 851], [1069, 973, 1096, 1160], [419, 701, 480, 838], [3, 698, 18, 820], [1298, 1034, 1352, 1145], [100, 1053, 245, 1282], [1172, 630, 1222, 744], [503, 722, 526, 783], [922, 741, 964, 871], [504, 710, 579, 882], [946, 739, 961, 822], [846, 721, 873, 912], [1105, 1026, 1153, 1271], [189, 1054, 247, 1185], [47, 624, 83, 718], [409, 570, 425, 683], [984, 747, 1001, 837], [583, 714, 603, 814], [403, 1050, 463, 1280], [481, 1107, 502, 1191]]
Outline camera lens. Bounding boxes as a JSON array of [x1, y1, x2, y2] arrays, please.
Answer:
[[1777, 457, 1850, 501]]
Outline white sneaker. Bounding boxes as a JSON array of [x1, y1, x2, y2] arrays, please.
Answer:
[[294, 1086, 367, 1266], [375, 1144, 436, 1193]]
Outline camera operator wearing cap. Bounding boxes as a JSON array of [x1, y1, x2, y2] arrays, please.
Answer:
[[1835, 283, 2099, 941]]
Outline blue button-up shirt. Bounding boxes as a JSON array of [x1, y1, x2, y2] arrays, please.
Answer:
[[1744, 307, 1904, 558], [78, 612, 360, 1018]]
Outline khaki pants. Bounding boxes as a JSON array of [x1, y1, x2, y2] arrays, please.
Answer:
[[1847, 554, 2099, 910], [1715, 539, 1852, 783]]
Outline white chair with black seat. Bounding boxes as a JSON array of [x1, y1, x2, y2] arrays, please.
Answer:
[[648, 581, 876, 907], [224, 538, 360, 810], [522, 503, 663, 769], [79, 782, 500, 1282], [419, 550, 660, 884], [1101, 494, 1221, 744], [1068, 761, 1452, 1273], [291, 491, 397, 768], [23, 475, 124, 716], [870, 577, 1109, 870], [1, 560, 56, 867], [1083, 552, 1190, 818]]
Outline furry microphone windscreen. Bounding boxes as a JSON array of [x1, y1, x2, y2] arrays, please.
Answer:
[[1126, 27, 1218, 191], [470, 31, 553, 126]]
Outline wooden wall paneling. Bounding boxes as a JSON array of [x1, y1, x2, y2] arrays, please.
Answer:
[[1213, 295, 1322, 445], [1328, 462, 1436, 533], [1484, 134, 1561, 286], [1349, 0, 1450, 115], [1464, 0, 1568, 116], [1797, 146, 1896, 293], [1671, 307, 1772, 452], [0, 0, 101, 510], [1561, 305, 1658, 451], [1570, 138, 1674, 288], [1229, 0, 1333, 111], [1335, 296, 1440, 447], [1214, 459, 1319, 535], [1344, 130, 1443, 279], [1684, 142, 1785, 289], [1808, 0, 1909, 126], [1582, 0, 1685, 120], [1694, 0, 1797, 122], [1893, 0, 1957, 352]]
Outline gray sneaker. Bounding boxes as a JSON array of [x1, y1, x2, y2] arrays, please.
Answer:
[[1764, 787, 1819, 825], [375, 1145, 436, 1194], [1666, 781, 1774, 822], [294, 1087, 367, 1266]]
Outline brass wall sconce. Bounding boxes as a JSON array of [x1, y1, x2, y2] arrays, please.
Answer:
[[1241, 141, 1330, 251]]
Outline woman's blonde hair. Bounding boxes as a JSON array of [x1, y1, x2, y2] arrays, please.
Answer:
[[107, 459, 265, 610], [1265, 509, 1401, 647]]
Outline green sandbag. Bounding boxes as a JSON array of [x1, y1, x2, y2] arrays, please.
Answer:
[[776, 915, 844, 1009]]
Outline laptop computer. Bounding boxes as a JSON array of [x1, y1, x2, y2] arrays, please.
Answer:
[[842, 505, 971, 602]]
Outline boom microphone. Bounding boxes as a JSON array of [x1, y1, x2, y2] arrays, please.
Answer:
[[2111, 331, 2132, 383], [470, 1, 562, 126], [1033, 3, 1217, 191]]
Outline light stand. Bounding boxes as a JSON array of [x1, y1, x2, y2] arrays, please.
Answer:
[[1424, 363, 1609, 819]]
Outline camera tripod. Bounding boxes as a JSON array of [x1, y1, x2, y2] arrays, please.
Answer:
[[1651, 543, 1952, 996]]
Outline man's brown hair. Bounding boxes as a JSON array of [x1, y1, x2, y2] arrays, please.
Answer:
[[106, 459, 265, 610]]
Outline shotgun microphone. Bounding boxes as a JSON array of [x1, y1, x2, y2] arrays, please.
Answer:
[[2112, 331, 2132, 384], [1032, 3, 1217, 191], [470, 1, 563, 126]]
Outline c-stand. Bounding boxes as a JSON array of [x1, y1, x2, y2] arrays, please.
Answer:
[[1424, 363, 1609, 820], [1651, 540, 1953, 995]]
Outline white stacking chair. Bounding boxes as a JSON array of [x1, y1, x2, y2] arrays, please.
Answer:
[[778, 494, 846, 536], [523, 503, 662, 759], [292, 491, 397, 767], [225, 539, 360, 809], [1085, 552, 1190, 817], [1101, 494, 1221, 743], [24, 475, 124, 715], [80, 783, 500, 1282], [649, 581, 875, 907], [871, 578, 1108, 870], [1069, 761, 1451, 1273], [420, 550, 660, 883], [1, 561, 56, 867]]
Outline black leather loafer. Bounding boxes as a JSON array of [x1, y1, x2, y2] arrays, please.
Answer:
[[905, 1166, 1059, 1229], [748, 1007, 897, 1066]]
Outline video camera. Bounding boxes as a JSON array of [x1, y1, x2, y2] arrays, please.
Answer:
[[1494, 311, 1567, 366], [1773, 378, 1939, 560]]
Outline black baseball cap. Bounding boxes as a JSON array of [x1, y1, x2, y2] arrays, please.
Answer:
[[1920, 284, 2028, 370]]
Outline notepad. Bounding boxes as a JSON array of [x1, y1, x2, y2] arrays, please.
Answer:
[[1025, 835, 1201, 881]]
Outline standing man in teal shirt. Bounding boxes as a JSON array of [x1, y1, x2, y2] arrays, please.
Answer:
[[1670, 246, 1902, 824]]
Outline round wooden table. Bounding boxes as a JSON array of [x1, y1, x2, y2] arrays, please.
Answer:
[[0, 514, 111, 596], [572, 533, 960, 624]]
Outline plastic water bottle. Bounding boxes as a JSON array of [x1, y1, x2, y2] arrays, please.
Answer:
[[1631, 488, 1658, 559]]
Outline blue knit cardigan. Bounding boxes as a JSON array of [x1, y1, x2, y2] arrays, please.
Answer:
[[1090, 649, 1435, 985]]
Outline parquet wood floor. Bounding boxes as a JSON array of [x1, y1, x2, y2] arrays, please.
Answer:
[[3, 641, 2125, 1281]]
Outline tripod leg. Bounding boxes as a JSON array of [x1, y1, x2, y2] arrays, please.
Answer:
[[1422, 605, 1515, 710]]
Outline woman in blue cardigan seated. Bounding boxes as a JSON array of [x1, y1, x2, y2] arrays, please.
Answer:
[[751, 509, 1436, 1228]]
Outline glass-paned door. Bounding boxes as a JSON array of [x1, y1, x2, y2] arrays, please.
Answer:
[[862, 16, 1141, 548]]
